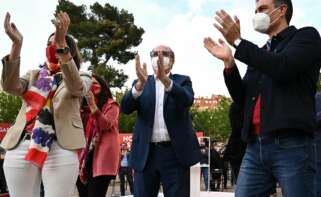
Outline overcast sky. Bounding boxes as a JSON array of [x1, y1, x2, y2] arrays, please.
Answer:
[[0, 0, 320, 96]]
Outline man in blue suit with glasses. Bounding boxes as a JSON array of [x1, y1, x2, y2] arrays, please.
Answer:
[[121, 45, 201, 197]]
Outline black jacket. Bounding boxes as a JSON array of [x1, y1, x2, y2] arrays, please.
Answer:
[[223, 103, 246, 164], [224, 26, 321, 141]]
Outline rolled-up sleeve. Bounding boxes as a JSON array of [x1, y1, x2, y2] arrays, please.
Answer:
[[1, 55, 29, 96]]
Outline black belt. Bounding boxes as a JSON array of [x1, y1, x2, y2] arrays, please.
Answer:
[[250, 129, 312, 145], [150, 141, 172, 147], [263, 129, 312, 138]]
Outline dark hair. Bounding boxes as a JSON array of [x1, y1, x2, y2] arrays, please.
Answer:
[[92, 74, 113, 110], [274, 0, 293, 24], [48, 33, 82, 70]]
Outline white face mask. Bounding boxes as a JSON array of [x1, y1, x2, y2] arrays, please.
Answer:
[[151, 56, 171, 71], [252, 7, 280, 33]]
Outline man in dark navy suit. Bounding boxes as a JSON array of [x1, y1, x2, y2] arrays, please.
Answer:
[[203, 0, 321, 196], [121, 45, 201, 197]]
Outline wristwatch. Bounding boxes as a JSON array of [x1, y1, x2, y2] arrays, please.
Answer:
[[233, 38, 242, 48], [56, 46, 70, 55]]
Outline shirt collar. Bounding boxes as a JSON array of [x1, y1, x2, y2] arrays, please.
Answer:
[[265, 26, 296, 50]]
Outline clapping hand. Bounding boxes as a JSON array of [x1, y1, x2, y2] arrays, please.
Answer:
[[4, 12, 23, 61], [4, 12, 23, 44], [52, 11, 70, 48], [214, 10, 241, 46], [85, 91, 98, 114], [203, 37, 235, 68], [156, 53, 171, 88], [156, 53, 166, 80], [134, 55, 148, 91]]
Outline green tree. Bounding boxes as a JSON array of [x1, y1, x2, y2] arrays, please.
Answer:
[[192, 96, 232, 142], [0, 92, 22, 123], [191, 108, 215, 137], [56, 0, 144, 88], [115, 91, 136, 133]]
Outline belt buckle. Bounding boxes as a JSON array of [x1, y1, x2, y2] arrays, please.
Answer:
[[154, 141, 171, 147], [151, 141, 163, 147]]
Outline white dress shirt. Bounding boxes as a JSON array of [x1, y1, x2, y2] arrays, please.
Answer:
[[132, 75, 173, 142]]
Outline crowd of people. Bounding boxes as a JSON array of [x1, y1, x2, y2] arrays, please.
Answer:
[[1, 0, 321, 196]]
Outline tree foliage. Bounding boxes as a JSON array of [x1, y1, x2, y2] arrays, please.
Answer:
[[192, 96, 232, 142], [115, 91, 136, 133], [56, 0, 144, 88], [0, 92, 22, 123]]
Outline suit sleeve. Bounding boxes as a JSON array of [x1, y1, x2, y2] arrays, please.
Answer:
[[1, 55, 30, 96], [120, 80, 140, 114], [169, 76, 194, 108], [235, 27, 321, 82], [224, 66, 246, 107]]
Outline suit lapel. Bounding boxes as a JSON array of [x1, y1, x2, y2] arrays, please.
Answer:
[[147, 76, 156, 136], [150, 76, 156, 116], [163, 74, 173, 106]]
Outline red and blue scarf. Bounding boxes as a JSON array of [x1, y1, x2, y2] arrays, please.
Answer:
[[23, 67, 62, 167]]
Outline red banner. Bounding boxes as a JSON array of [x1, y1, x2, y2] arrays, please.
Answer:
[[119, 131, 204, 148], [0, 123, 11, 141]]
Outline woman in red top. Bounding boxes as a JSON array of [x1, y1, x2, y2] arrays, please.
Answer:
[[76, 75, 120, 197]]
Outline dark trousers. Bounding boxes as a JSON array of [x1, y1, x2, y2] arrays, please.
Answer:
[[134, 143, 190, 197], [210, 169, 222, 191], [76, 175, 113, 197], [119, 166, 134, 195], [222, 164, 228, 189]]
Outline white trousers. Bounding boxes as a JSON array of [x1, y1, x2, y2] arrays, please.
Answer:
[[3, 140, 79, 197]]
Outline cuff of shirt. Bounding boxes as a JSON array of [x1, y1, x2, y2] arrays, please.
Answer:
[[165, 79, 173, 92], [224, 67, 235, 75], [131, 85, 143, 99]]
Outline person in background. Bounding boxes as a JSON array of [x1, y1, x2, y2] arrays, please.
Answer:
[[200, 139, 209, 191], [210, 141, 223, 191], [119, 143, 134, 196], [1, 12, 92, 197], [76, 75, 120, 197], [220, 146, 229, 189]]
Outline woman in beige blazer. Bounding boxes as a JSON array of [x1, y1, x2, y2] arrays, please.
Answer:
[[1, 12, 91, 197]]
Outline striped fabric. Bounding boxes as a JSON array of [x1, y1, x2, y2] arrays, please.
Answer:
[[23, 68, 61, 167]]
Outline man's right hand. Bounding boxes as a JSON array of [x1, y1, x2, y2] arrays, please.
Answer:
[[203, 37, 235, 68], [135, 54, 148, 91]]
